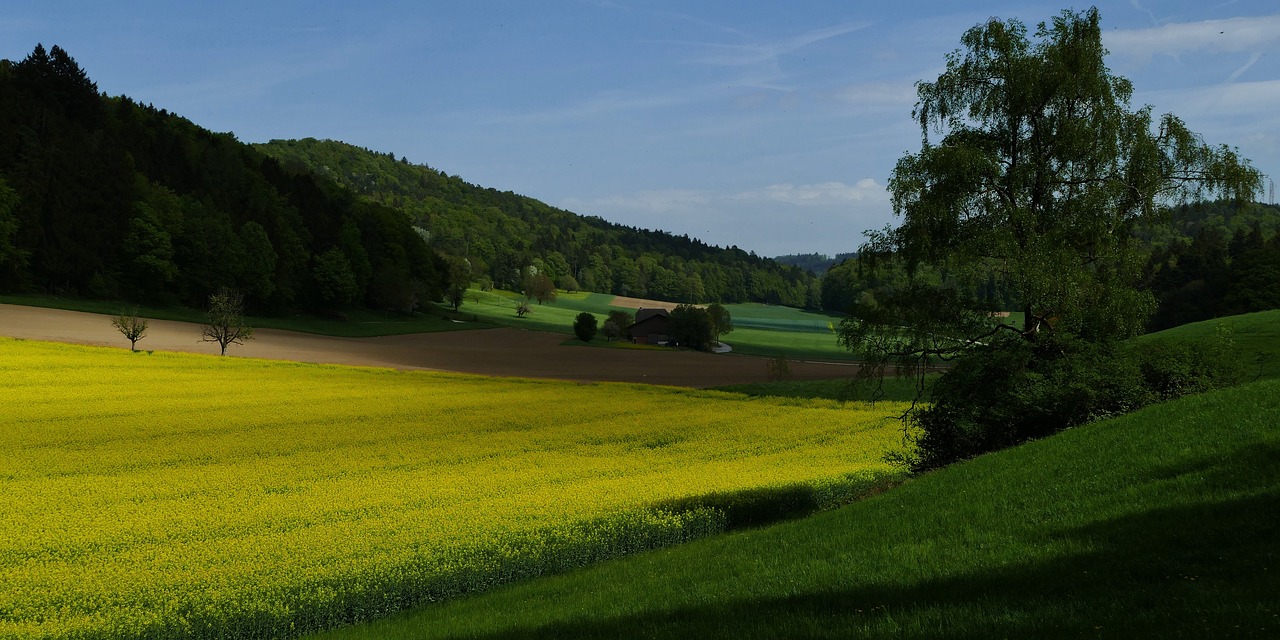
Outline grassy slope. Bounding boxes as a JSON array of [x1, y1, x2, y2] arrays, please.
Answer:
[[314, 376, 1280, 639], [714, 308, 1280, 403], [1138, 308, 1280, 381]]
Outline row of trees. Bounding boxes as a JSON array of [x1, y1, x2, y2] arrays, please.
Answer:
[[111, 287, 253, 355], [0, 45, 448, 314]]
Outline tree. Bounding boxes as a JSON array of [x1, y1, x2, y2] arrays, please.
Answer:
[[706, 302, 733, 345], [842, 7, 1261, 385], [573, 312, 598, 342], [110, 309, 148, 351], [515, 301, 532, 318], [523, 272, 557, 305], [445, 256, 472, 311], [313, 247, 359, 307], [667, 304, 716, 351], [201, 287, 254, 356], [601, 309, 634, 341], [840, 8, 1260, 472]]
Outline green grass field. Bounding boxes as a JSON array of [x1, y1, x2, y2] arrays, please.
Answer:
[[311, 373, 1280, 640], [1138, 308, 1280, 381], [458, 290, 856, 361]]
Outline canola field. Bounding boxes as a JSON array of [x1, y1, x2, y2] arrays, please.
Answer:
[[0, 338, 906, 639]]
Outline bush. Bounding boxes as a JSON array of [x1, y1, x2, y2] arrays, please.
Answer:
[[573, 312, 598, 342], [906, 330, 1242, 472], [601, 310, 634, 341]]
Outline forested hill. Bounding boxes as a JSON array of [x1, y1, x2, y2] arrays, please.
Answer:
[[254, 138, 821, 308], [0, 45, 445, 313], [772, 252, 858, 276]]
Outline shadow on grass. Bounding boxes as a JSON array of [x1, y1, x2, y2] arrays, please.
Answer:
[[446, 444, 1280, 639]]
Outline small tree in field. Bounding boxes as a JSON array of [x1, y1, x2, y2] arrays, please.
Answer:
[[573, 312, 598, 342], [111, 309, 148, 351], [201, 287, 254, 356], [601, 310, 634, 341], [515, 301, 532, 318]]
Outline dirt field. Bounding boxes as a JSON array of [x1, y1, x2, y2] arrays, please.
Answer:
[[0, 304, 860, 387], [608, 295, 693, 311]]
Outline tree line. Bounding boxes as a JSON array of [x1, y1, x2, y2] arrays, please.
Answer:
[[0, 45, 446, 314]]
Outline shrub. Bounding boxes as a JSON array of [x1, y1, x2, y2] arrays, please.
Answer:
[[573, 312, 598, 342], [906, 330, 1242, 472]]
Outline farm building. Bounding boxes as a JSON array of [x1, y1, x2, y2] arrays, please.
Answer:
[[627, 308, 670, 345]]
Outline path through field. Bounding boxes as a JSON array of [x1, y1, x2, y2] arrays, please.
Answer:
[[0, 304, 859, 387]]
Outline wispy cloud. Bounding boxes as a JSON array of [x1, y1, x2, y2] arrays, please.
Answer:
[[689, 22, 871, 68], [1141, 78, 1280, 117], [566, 180, 887, 218], [834, 81, 917, 109], [1105, 15, 1280, 62], [733, 179, 888, 206]]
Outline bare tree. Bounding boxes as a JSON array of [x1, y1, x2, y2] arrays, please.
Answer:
[[111, 309, 148, 351], [201, 287, 254, 356]]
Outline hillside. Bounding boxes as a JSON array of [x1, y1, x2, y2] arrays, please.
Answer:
[[312, 364, 1280, 639], [254, 138, 821, 308], [0, 45, 445, 313]]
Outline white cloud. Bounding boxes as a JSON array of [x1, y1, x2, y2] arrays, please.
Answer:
[[1140, 78, 1280, 118], [734, 179, 888, 206], [1105, 15, 1280, 62], [834, 81, 917, 109]]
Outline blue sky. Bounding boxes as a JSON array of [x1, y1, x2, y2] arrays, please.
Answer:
[[4, 1, 1279, 257]]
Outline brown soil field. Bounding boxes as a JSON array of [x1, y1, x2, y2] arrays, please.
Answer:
[[608, 295, 690, 311], [0, 304, 860, 387]]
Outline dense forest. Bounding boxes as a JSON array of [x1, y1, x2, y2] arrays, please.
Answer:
[[254, 139, 821, 308], [0, 45, 447, 313], [1142, 200, 1280, 330]]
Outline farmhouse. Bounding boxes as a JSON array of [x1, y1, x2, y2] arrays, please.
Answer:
[[627, 308, 670, 345]]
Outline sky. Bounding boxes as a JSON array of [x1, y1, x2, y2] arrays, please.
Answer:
[[4, 1, 1280, 258]]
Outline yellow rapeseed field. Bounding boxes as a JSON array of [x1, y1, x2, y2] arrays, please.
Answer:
[[0, 338, 907, 639]]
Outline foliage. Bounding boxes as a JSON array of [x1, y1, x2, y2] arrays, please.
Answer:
[[255, 138, 821, 308], [200, 287, 253, 355], [572, 312, 598, 342], [839, 9, 1262, 473], [0, 45, 446, 311], [523, 272, 557, 305], [842, 8, 1261, 387], [515, 301, 532, 317], [312, 247, 359, 307], [0, 338, 905, 639], [1144, 201, 1280, 330], [109, 308, 148, 351], [444, 255, 472, 311], [902, 330, 1242, 472], [706, 302, 733, 342], [666, 304, 716, 351], [601, 309, 634, 341]]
